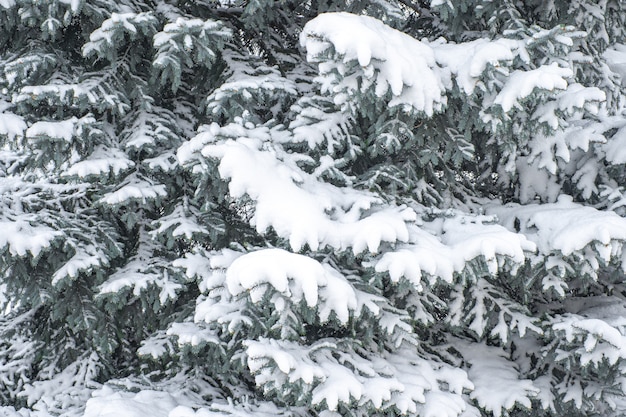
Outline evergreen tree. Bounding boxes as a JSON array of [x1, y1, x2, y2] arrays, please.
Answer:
[[0, 0, 625, 416]]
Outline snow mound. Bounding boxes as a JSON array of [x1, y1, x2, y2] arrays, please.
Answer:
[[453, 339, 541, 417], [25, 117, 77, 143], [198, 248, 358, 324], [245, 339, 473, 415], [494, 63, 572, 112], [0, 220, 61, 257], [64, 145, 135, 178], [301, 12, 447, 115], [433, 37, 520, 95], [0, 111, 26, 141], [180, 122, 415, 253], [489, 196, 626, 265], [84, 387, 177, 417], [376, 214, 536, 285]]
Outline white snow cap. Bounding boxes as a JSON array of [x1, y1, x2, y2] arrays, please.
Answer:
[[181, 122, 415, 254], [301, 12, 447, 115], [222, 248, 358, 323]]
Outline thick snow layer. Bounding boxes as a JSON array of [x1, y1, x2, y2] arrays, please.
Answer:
[[64, 146, 135, 178], [516, 156, 562, 203], [0, 220, 61, 257], [603, 124, 626, 164], [453, 339, 540, 417], [84, 387, 177, 417], [488, 196, 626, 266], [181, 122, 414, 253], [85, 386, 291, 417], [166, 322, 220, 347], [376, 214, 535, 285], [552, 314, 626, 367], [432, 37, 520, 95], [186, 248, 386, 333], [301, 12, 447, 115], [494, 63, 572, 112], [533, 83, 606, 131], [604, 43, 626, 86], [301, 13, 577, 118], [0, 111, 26, 141], [25, 117, 77, 142], [99, 174, 167, 205], [215, 248, 357, 323], [246, 339, 472, 415]]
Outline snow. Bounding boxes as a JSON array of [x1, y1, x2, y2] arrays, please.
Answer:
[[58, 0, 81, 12], [166, 322, 220, 347], [99, 174, 167, 205], [552, 314, 626, 367], [25, 117, 77, 143], [51, 245, 107, 286], [85, 382, 291, 417], [173, 248, 226, 292], [604, 43, 626, 86], [516, 155, 562, 202], [246, 340, 472, 415], [553, 83, 605, 114], [153, 203, 209, 240], [488, 196, 626, 265], [376, 213, 535, 286], [301, 12, 447, 115], [432, 37, 520, 95], [84, 387, 177, 417], [221, 248, 357, 323], [417, 391, 469, 417], [137, 330, 172, 359], [0, 220, 61, 257], [0, 111, 26, 141], [494, 63, 572, 112], [98, 231, 181, 304], [153, 18, 229, 50], [64, 146, 135, 178], [15, 84, 102, 108], [22, 352, 101, 415], [289, 97, 352, 151], [453, 339, 541, 417], [82, 12, 158, 58], [181, 122, 415, 253], [246, 338, 327, 384], [206, 54, 298, 116], [533, 84, 606, 131], [146, 151, 178, 172], [300, 13, 578, 118], [603, 124, 626, 164]]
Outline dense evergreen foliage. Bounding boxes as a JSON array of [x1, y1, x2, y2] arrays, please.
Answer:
[[0, 0, 625, 416]]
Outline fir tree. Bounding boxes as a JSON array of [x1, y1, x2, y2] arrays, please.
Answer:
[[0, 0, 625, 416]]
